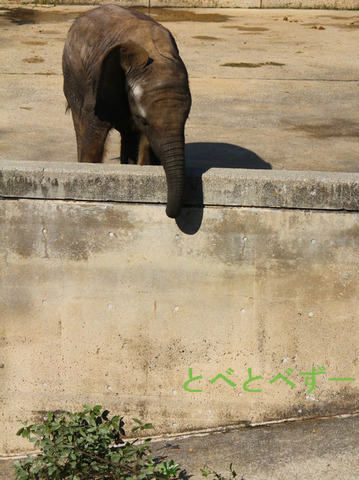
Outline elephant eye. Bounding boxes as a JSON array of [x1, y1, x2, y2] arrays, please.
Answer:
[[135, 114, 149, 127]]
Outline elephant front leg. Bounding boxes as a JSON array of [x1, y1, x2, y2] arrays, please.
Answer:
[[138, 134, 160, 166]]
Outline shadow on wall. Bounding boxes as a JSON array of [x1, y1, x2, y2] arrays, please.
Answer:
[[177, 142, 271, 234]]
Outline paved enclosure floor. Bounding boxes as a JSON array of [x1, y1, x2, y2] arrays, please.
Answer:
[[0, 5, 358, 172]]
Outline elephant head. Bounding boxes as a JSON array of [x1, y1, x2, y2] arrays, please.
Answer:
[[93, 34, 191, 218]]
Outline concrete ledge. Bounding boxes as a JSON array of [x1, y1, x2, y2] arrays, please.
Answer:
[[26, 1, 359, 9], [0, 161, 358, 211], [71, 1, 359, 9], [261, 0, 359, 7], [4, 0, 357, 8]]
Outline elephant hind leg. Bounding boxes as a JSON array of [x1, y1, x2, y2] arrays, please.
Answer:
[[73, 111, 111, 163], [119, 126, 160, 166]]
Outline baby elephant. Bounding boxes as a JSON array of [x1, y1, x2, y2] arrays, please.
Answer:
[[62, 5, 191, 218]]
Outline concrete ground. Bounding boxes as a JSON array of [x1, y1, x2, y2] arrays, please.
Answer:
[[0, 5, 358, 172], [1, 415, 359, 479]]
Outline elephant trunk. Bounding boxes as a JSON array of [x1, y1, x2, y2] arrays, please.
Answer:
[[154, 136, 185, 219]]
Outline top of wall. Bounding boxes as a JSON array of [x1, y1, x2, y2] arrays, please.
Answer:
[[63, 1, 359, 9], [0, 160, 358, 212], [5, 1, 357, 9]]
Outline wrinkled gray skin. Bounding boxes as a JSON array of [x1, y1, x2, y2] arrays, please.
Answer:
[[62, 5, 191, 218]]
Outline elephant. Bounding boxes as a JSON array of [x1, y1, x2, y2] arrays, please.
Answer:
[[62, 5, 191, 218]]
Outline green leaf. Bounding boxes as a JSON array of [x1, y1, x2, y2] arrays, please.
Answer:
[[15, 468, 29, 480], [109, 453, 122, 463], [142, 423, 154, 430], [48, 465, 57, 475], [60, 450, 70, 459]]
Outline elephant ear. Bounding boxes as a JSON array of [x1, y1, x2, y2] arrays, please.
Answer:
[[94, 41, 149, 124], [119, 40, 149, 74], [151, 25, 180, 61]]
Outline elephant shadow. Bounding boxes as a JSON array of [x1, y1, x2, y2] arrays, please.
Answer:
[[177, 142, 271, 234], [185, 142, 271, 172]]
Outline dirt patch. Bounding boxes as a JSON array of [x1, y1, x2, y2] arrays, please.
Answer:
[[34, 71, 57, 75], [192, 35, 220, 41], [21, 40, 47, 45], [22, 56, 45, 63], [303, 19, 359, 30], [0, 6, 230, 26], [38, 30, 62, 35], [221, 61, 285, 68], [2, 71, 57, 75], [331, 21, 359, 30], [291, 119, 359, 139], [134, 7, 230, 23], [321, 15, 359, 20], [0, 7, 83, 25], [224, 25, 269, 32]]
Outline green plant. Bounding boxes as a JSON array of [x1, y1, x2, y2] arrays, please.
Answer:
[[14, 405, 180, 480], [201, 463, 244, 480]]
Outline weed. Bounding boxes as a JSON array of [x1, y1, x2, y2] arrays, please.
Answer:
[[14, 405, 180, 480]]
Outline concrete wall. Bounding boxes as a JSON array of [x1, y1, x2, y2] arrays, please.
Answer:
[[17, 0, 359, 9], [0, 160, 358, 455], [260, 0, 359, 7]]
